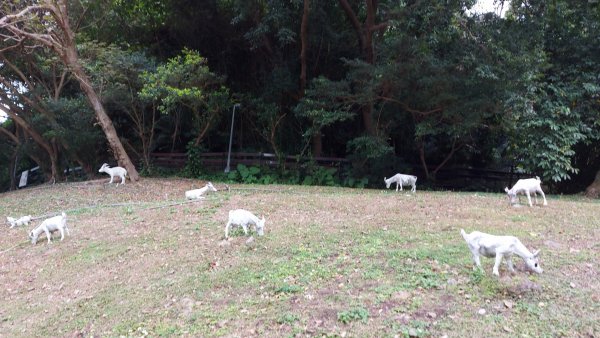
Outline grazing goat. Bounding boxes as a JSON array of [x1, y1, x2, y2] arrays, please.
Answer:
[[29, 212, 70, 245], [505, 176, 547, 207], [99, 163, 128, 185], [460, 229, 542, 276], [225, 209, 265, 239], [384, 173, 417, 193], [185, 182, 217, 200], [7, 215, 32, 228]]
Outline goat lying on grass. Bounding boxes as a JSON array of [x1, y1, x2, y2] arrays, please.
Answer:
[[185, 182, 217, 200], [384, 173, 417, 193], [225, 209, 265, 239], [29, 212, 70, 245], [461, 229, 542, 277], [505, 176, 547, 207], [7, 215, 32, 228], [99, 163, 128, 185]]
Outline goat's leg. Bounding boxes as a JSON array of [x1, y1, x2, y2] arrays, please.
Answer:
[[471, 253, 483, 271], [469, 247, 483, 270], [505, 255, 515, 273], [120, 175, 126, 185], [242, 224, 249, 236], [493, 254, 503, 276], [225, 222, 232, 238], [108, 175, 114, 184], [44, 228, 52, 244], [396, 182, 399, 192], [59, 228, 65, 241], [411, 183, 416, 193], [525, 191, 533, 207], [538, 188, 548, 206]]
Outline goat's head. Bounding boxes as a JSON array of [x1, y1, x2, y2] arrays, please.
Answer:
[[28, 230, 38, 244], [384, 177, 391, 189], [256, 217, 266, 236], [504, 187, 518, 205], [206, 182, 217, 192], [523, 249, 543, 274], [98, 163, 109, 173]]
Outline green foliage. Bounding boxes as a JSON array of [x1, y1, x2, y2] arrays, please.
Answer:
[[277, 313, 300, 325], [294, 77, 355, 138], [139, 48, 231, 144], [502, 0, 600, 182], [274, 284, 302, 294], [337, 307, 369, 324], [347, 136, 394, 162], [184, 142, 206, 178], [302, 166, 337, 186], [228, 164, 262, 184]]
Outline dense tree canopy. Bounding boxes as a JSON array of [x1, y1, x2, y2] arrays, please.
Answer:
[[0, 0, 599, 193]]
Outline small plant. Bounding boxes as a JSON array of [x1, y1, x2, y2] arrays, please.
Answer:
[[337, 307, 369, 324], [184, 142, 206, 178], [124, 206, 134, 215], [275, 284, 303, 294], [303, 166, 338, 186], [277, 313, 300, 324], [228, 164, 261, 184], [469, 268, 485, 284]]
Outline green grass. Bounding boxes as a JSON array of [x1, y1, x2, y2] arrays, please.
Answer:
[[0, 179, 599, 337]]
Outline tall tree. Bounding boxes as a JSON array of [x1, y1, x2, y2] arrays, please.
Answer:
[[501, 0, 600, 191], [337, 0, 387, 136], [0, 0, 140, 181]]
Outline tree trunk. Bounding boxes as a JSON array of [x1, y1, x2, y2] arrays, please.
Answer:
[[585, 169, 600, 198], [300, 0, 310, 93], [58, 5, 139, 181], [312, 133, 323, 158], [69, 60, 139, 181], [299, 0, 322, 156], [1, 107, 61, 182], [9, 151, 17, 191], [338, 0, 380, 135], [418, 140, 431, 180]]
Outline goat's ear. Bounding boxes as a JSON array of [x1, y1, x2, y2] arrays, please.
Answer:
[[504, 187, 509, 193], [533, 249, 540, 257]]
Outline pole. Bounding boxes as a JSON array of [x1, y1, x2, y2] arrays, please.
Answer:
[[225, 103, 241, 173]]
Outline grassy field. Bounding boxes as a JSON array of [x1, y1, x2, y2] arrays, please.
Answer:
[[0, 178, 598, 337]]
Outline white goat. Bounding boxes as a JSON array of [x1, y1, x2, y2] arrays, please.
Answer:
[[29, 212, 70, 245], [384, 173, 417, 193], [225, 209, 265, 239], [505, 176, 547, 207], [460, 229, 542, 276], [7, 215, 32, 228], [99, 163, 128, 185], [185, 182, 217, 200]]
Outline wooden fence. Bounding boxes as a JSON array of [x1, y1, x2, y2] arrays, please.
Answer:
[[150, 152, 350, 171], [149, 152, 528, 191]]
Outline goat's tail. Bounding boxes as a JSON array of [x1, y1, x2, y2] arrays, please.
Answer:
[[460, 228, 467, 240], [535, 176, 541, 181]]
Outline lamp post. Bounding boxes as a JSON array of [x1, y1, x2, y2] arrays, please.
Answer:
[[224, 103, 241, 173]]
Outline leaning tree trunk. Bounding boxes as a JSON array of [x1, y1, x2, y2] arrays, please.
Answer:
[[69, 60, 140, 181], [585, 169, 600, 198], [60, 21, 139, 181]]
